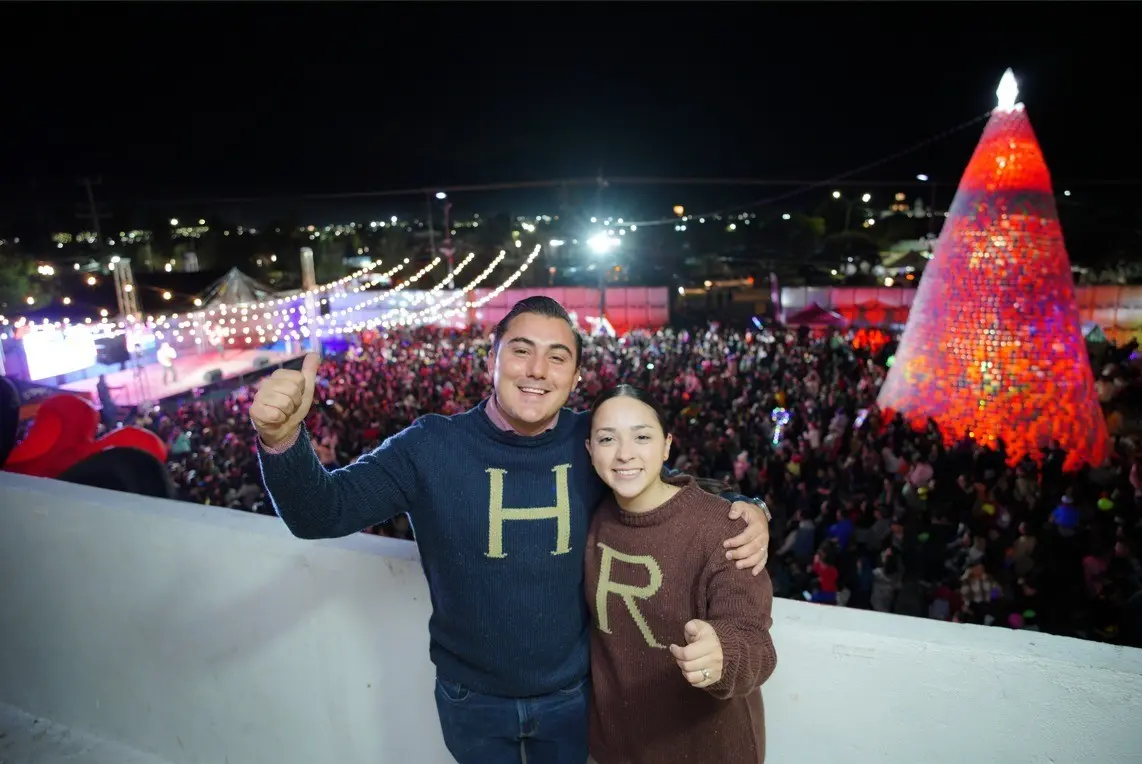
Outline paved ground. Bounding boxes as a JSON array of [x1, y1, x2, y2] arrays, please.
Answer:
[[0, 704, 170, 764]]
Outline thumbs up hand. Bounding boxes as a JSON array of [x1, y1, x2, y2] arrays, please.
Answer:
[[250, 353, 320, 448], [668, 619, 723, 687]]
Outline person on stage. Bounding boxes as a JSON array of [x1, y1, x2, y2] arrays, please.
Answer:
[[584, 384, 777, 764], [158, 342, 178, 385], [210, 327, 227, 360], [251, 296, 773, 764]]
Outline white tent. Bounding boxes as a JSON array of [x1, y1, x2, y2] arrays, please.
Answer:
[[195, 268, 280, 310]]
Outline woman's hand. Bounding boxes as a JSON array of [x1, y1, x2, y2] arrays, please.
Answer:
[[668, 619, 723, 688], [724, 501, 770, 574]]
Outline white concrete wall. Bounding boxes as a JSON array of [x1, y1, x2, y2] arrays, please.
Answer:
[[2, 471, 1141, 764]]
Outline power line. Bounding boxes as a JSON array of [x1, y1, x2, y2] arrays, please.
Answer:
[[626, 110, 996, 228], [607, 177, 958, 188], [131, 110, 992, 210], [146, 179, 599, 207], [140, 176, 965, 207], [73, 106, 1142, 214], [91, 174, 1142, 210]]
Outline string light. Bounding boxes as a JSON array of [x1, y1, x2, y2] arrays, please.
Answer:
[[2, 259, 385, 330], [317, 252, 479, 329], [315, 258, 437, 324], [270, 249, 509, 341], [329, 245, 543, 335], [398, 252, 476, 309], [326, 251, 508, 335], [5, 246, 548, 353]]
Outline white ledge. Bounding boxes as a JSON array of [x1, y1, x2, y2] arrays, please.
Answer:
[[1, 471, 1140, 764]]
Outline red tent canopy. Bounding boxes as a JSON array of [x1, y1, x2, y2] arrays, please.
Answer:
[[836, 301, 911, 328], [785, 303, 849, 328]]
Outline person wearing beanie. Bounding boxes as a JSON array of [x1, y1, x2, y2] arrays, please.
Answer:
[[1050, 494, 1080, 537]]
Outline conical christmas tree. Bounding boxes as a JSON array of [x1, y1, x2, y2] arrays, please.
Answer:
[[877, 70, 1108, 471]]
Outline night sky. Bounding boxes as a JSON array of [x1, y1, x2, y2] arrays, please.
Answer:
[[1, 4, 1136, 222]]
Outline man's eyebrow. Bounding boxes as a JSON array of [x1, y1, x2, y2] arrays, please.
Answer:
[[505, 337, 572, 356], [547, 343, 573, 356]]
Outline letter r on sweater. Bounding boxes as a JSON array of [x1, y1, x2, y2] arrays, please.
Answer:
[[595, 543, 666, 649], [485, 464, 573, 559]]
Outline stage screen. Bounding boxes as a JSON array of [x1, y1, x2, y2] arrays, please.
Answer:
[[22, 324, 100, 380]]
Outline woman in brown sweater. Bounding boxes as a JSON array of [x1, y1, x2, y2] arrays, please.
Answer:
[[584, 384, 778, 764]]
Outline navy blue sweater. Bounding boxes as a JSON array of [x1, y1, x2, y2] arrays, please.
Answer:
[[258, 401, 605, 697]]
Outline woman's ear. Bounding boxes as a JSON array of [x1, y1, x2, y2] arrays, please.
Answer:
[[585, 438, 592, 455], [663, 433, 672, 462]]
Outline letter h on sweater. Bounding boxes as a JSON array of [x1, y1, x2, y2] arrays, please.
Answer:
[[485, 464, 573, 558]]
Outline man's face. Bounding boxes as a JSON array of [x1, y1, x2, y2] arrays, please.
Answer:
[[490, 312, 578, 435]]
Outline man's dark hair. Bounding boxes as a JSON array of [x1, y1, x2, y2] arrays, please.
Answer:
[[492, 296, 583, 366]]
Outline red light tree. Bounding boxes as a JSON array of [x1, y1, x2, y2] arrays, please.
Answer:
[[877, 70, 1108, 471]]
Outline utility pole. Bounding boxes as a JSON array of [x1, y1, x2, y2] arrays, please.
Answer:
[[927, 181, 938, 243], [916, 174, 938, 251], [595, 170, 608, 321], [80, 177, 141, 399], [441, 197, 454, 289], [425, 193, 437, 267], [78, 178, 135, 319], [76, 177, 111, 251]]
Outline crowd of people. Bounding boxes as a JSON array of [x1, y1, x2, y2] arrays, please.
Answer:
[[117, 322, 1142, 647]]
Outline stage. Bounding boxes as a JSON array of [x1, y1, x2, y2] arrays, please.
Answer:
[[61, 348, 307, 408]]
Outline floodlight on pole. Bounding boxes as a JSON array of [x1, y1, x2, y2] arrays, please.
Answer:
[[432, 192, 453, 286], [916, 175, 937, 238], [586, 233, 620, 320], [587, 233, 618, 255]]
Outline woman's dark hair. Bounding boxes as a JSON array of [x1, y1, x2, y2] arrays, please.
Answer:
[[589, 384, 668, 432]]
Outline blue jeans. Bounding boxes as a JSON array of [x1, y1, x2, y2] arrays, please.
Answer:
[[434, 675, 589, 764]]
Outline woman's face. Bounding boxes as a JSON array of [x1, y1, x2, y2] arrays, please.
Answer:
[[587, 396, 671, 504]]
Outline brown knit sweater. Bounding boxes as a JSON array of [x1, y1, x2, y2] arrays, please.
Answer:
[[585, 478, 777, 764]]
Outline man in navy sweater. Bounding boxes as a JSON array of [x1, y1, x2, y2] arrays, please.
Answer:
[[252, 297, 771, 764]]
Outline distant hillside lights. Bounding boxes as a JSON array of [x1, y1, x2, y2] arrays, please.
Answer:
[[673, 211, 756, 232], [51, 230, 152, 249], [39, 215, 530, 251], [368, 217, 402, 230]]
